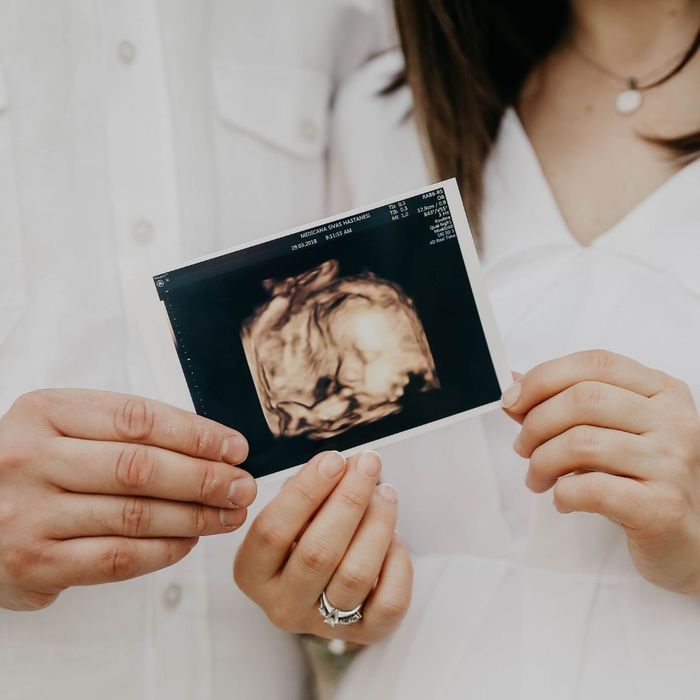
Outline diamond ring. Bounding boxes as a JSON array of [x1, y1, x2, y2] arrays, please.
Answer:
[[318, 590, 364, 628]]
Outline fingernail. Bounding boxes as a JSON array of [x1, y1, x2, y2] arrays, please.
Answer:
[[319, 451, 346, 478], [377, 483, 397, 503], [221, 434, 249, 464], [219, 508, 244, 528], [228, 477, 255, 506], [501, 382, 522, 409], [358, 450, 381, 478]]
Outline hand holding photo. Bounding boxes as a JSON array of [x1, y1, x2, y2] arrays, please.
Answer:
[[130, 180, 511, 481]]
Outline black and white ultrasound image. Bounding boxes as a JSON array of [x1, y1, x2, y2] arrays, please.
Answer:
[[155, 189, 501, 478]]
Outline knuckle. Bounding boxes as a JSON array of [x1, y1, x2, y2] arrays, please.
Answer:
[[520, 407, 538, 434], [250, 514, 286, 550], [519, 412, 537, 444], [106, 543, 137, 580], [677, 383, 697, 407], [189, 419, 215, 458], [584, 478, 605, 508], [233, 542, 265, 595], [2, 544, 37, 582], [11, 389, 53, 414], [114, 397, 156, 442], [336, 488, 367, 513], [0, 440, 27, 473], [671, 376, 687, 392], [266, 600, 301, 633], [336, 565, 375, 595], [552, 481, 568, 510], [265, 601, 284, 629], [374, 594, 410, 627], [581, 475, 607, 509], [0, 499, 20, 529], [165, 538, 189, 566], [572, 382, 603, 411], [659, 371, 685, 393], [568, 425, 598, 457], [285, 479, 318, 509], [232, 555, 248, 591], [586, 349, 615, 376], [298, 537, 336, 574], [647, 429, 682, 463], [197, 462, 222, 503], [192, 505, 208, 535], [115, 444, 156, 491], [527, 450, 548, 485], [265, 601, 287, 629], [120, 497, 150, 537]]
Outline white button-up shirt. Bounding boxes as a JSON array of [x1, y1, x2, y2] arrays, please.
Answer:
[[0, 2, 393, 698]]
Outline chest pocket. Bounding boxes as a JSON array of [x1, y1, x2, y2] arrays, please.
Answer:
[[0, 64, 26, 345], [211, 61, 330, 158], [210, 62, 332, 238]]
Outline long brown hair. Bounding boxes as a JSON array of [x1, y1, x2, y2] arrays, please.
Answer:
[[392, 0, 700, 228]]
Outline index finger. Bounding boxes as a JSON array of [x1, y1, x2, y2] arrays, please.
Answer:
[[23, 389, 248, 464], [501, 350, 669, 416], [235, 451, 347, 587]]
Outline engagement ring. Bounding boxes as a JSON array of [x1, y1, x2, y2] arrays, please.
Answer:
[[318, 590, 364, 628]]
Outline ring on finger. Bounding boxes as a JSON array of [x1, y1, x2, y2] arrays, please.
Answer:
[[318, 590, 364, 627]]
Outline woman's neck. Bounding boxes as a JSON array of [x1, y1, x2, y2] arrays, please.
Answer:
[[569, 0, 700, 75]]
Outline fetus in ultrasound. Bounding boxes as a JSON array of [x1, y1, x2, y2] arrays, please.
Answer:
[[241, 260, 439, 439]]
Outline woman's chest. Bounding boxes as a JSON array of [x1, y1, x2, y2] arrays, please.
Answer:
[[518, 51, 700, 245]]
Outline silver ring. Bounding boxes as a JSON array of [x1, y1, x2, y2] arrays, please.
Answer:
[[318, 590, 364, 628]]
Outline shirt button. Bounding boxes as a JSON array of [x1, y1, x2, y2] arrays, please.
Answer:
[[131, 219, 155, 245], [328, 639, 347, 656], [162, 583, 182, 610], [300, 119, 318, 142], [117, 40, 137, 65]]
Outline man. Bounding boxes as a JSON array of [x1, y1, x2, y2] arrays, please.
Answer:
[[0, 1, 392, 698]]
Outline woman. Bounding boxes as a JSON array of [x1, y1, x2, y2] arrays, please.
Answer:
[[234, 0, 700, 697]]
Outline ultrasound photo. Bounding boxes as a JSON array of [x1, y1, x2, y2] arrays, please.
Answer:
[[138, 181, 508, 480], [241, 259, 440, 440]]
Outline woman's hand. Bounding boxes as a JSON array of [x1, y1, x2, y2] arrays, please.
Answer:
[[0, 389, 255, 611], [234, 450, 412, 644], [503, 349, 700, 595]]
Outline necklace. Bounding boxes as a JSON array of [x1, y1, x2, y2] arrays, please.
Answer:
[[571, 25, 700, 115]]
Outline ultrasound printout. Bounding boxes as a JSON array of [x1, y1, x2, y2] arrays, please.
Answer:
[[135, 181, 510, 480]]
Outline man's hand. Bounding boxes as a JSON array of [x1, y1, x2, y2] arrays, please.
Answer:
[[0, 389, 255, 611]]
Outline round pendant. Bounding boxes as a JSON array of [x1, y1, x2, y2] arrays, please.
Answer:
[[615, 89, 643, 115]]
